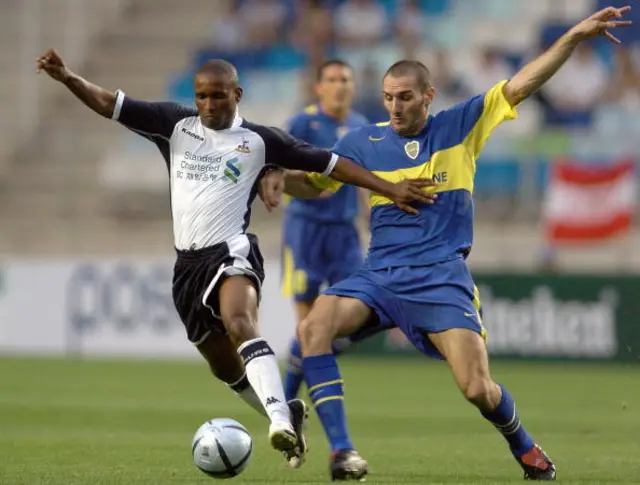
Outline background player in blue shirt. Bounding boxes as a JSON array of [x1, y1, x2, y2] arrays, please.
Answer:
[[281, 60, 370, 402], [261, 5, 631, 481]]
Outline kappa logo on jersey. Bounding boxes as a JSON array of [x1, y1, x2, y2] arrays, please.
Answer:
[[265, 397, 281, 406], [181, 127, 204, 141], [235, 138, 251, 154], [224, 157, 241, 183]]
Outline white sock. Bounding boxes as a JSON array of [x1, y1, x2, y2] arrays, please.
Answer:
[[227, 373, 267, 417], [237, 338, 291, 425]]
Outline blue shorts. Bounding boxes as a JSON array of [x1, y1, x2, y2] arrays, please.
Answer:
[[324, 257, 486, 359], [281, 215, 363, 302]]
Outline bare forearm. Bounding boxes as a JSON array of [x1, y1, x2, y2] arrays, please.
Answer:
[[61, 72, 117, 118], [504, 31, 579, 106], [284, 170, 324, 198], [330, 157, 395, 198]]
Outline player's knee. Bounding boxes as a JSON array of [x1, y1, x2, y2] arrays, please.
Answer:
[[297, 312, 333, 354], [462, 377, 498, 409], [223, 311, 258, 348]]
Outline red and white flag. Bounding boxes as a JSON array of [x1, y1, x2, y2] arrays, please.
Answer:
[[543, 159, 637, 243]]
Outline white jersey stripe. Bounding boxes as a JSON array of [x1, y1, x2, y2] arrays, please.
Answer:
[[111, 90, 125, 120]]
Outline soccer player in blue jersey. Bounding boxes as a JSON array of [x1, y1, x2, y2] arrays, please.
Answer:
[[261, 5, 632, 481], [280, 60, 370, 402]]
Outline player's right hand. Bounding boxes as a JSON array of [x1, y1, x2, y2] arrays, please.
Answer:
[[390, 178, 438, 215], [258, 168, 285, 212], [36, 49, 70, 82]]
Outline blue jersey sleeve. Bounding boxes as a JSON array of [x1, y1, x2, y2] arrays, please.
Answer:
[[331, 128, 366, 166], [304, 128, 367, 193]]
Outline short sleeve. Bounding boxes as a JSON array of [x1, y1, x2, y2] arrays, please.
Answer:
[[112, 90, 197, 140], [305, 128, 369, 194], [462, 81, 518, 158], [331, 128, 366, 166], [249, 124, 337, 174]]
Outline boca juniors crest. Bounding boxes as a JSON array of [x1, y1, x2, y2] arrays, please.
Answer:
[[404, 141, 419, 159], [336, 126, 349, 139]]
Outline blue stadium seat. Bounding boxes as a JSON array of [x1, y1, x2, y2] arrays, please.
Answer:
[[262, 44, 307, 70], [474, 159, 522, 196]]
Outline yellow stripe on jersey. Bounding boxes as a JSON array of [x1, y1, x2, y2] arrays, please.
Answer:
[[465, 81, 518, 161], [376, 121, 390, 126], [306, 82, 516, 208], [369, 144, 473, 207]]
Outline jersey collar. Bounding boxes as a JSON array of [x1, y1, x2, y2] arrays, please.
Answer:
[[201, 108, 243, 133], [390, 114, 433, 140]]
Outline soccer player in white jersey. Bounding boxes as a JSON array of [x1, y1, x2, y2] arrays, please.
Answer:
[[36, 50, 436, 468]]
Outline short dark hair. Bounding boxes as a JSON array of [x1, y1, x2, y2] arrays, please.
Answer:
[[316, 59, 353, 82], [384, 60, 432, 92], [196, 59, 239, 85]]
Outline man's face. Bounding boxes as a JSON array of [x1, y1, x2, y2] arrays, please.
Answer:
[[382, 74, 435, 136], [316, 64, 355, 113], [194, 72, 242, 130]]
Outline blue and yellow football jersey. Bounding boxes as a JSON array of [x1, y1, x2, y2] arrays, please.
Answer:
[[309, 81, 518, 270], [285, 104, 368, 223]]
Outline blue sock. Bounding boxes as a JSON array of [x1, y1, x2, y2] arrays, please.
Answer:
[[302, 354, 354, 453], [481, 384, 535, 457], [284, 339, 304, 402], [284, 338, 353, 401]]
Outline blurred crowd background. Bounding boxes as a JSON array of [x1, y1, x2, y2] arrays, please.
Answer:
[[0, 0, 639, 271]]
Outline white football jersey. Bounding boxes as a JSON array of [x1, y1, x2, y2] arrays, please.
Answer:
[[112, 91, 337, 250]]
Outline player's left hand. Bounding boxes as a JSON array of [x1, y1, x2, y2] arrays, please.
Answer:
[[259, 169, 284, 212], [389, 178, 438, 215], [569, 5, 632, 44]]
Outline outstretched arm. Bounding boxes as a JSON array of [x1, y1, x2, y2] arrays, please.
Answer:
[[37, 48, 196, 139], [36, 49, 116, 117], [503, 6, 632, 106], [259, 126, 438, 214]]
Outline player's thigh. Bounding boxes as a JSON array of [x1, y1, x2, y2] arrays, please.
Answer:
[[281, 217, 324, 302], [196, 330, 245, 384], [428, 328, 493, 398], [217, 274, 260, 346], [172, 260, 220, 346], [297, 294, 372, 354]]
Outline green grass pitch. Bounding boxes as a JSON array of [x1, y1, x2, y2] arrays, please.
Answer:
[[1, 357, 639, 484]]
